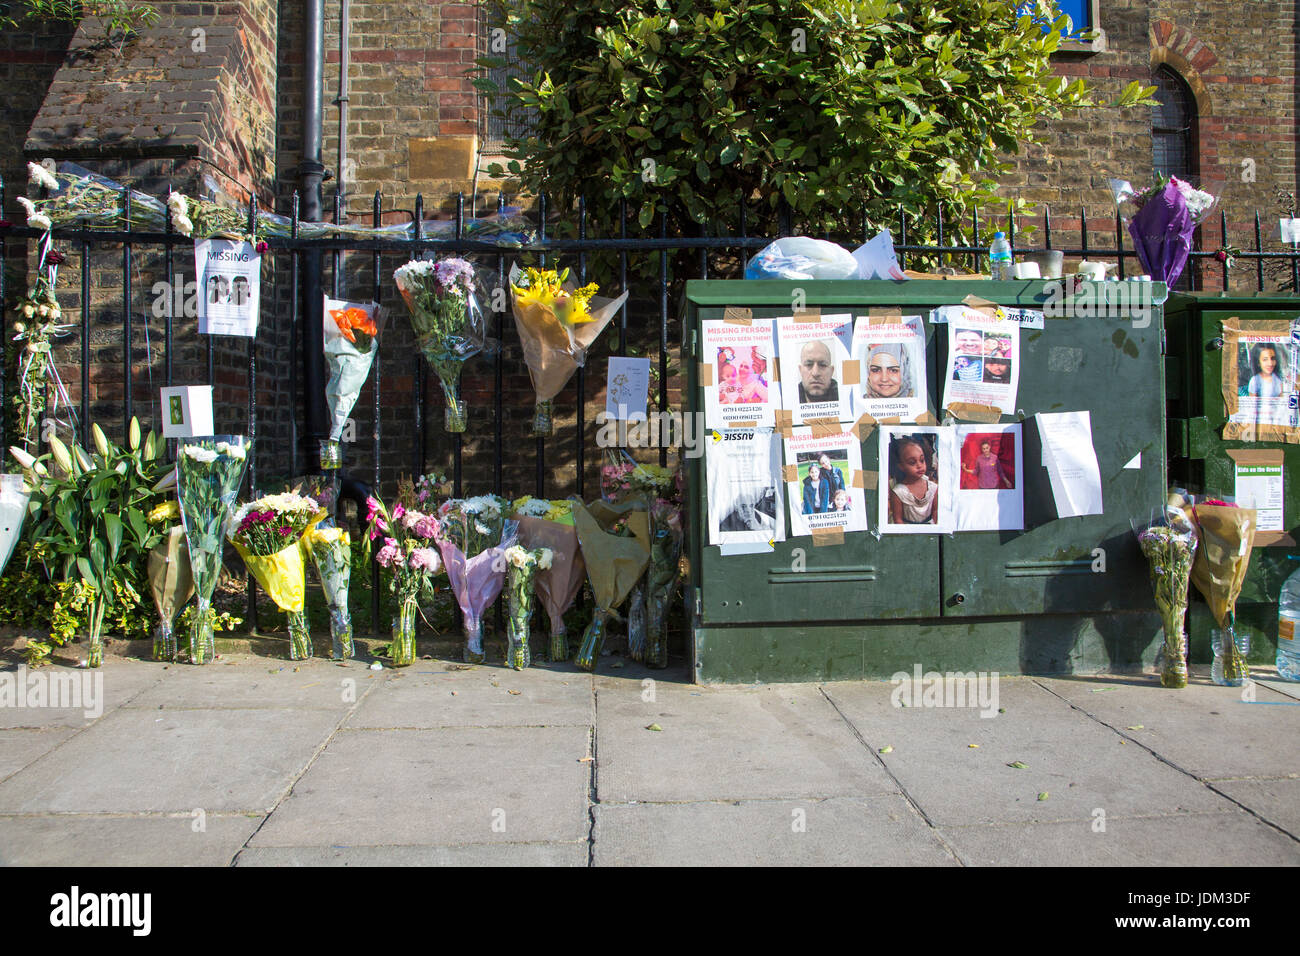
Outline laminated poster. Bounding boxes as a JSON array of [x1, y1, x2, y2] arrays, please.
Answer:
[[850, 313, 928, 423], [1221, 316, 1300, 441], [706, 427, 785, 548], [879, 426, 954, 533], [783, 427, 868, 541], [954, 424, 1024, 532], [940, 307, 1020, 416], [776, 313, 854, 426], [195, 239, 261, 337], [701, 319, 779, 428]]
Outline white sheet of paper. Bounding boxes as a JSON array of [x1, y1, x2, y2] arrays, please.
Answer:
[[195, 239, 261, 337], [851, 229, 909, 280], [707, 427, 785, 547], [879, 426, 954, 533], [1037, 411, 1104, 517], [954, 424, 1024, 531], [1234, 460, 1284, 531], [606, 356, 651, 421], [1124, 452, 1142, 469]]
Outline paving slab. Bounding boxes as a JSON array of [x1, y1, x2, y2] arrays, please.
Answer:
[[0, 706, 343, 813], [1035, 675, 1300, 780], [939, 812, 1300, 866], [822, 678, 1230, 826], [234, 842, 588, 866], [1210, 777, 1300, 836], [595, 678, 895, 802], [249, 726, 590, 847], [0, 728, 77, 782], [0, 660, 162, 729], [591, 795, 958, 866], [0, 813, 263, 866], [346, 667, 591, 729], [125, 658, 380, 711]]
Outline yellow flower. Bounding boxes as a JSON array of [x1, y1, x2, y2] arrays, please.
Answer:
[[147, 500, 180, 525]]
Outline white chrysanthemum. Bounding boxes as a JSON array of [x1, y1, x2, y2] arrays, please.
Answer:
[[172, 213, 194, 238], [28, 162, 59, 191], [167, 191, 189, 219], [515, 497, 550, 517], [15, 197, 35, 217], [29, 213, 52, 232], [474, 520, 492, 536]]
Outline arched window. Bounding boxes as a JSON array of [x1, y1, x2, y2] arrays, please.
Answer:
[[1152, 66, 1198, 288]]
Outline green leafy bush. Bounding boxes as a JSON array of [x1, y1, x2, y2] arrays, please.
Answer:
[[480, 0, 1153, 239]]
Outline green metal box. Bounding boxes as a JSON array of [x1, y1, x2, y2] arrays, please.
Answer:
[[1166, 292, 1300, 667], [683, 279, 1168, 684]]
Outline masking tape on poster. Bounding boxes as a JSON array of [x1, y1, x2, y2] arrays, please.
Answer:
[[961, 294, 1004, 318], [774, 409, 794, 437], [782, 464, 799, 483], [806, 417, 844, 437], [945, 402, 1003, 423], [698, 362, 713, 387], [810, 526, 845, 547], [793, 308, 822, 323], [868, 307, 903, 324], [723, 307, 753, 324], [916, 410, 939, 426], [842, 359, 861, 386], [852, 469, 878, 490]]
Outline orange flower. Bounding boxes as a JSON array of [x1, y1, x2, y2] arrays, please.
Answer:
[[330, 307, 378, 348]]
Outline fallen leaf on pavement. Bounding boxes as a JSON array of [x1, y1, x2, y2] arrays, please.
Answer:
[[1038, 792, 1049, 801], [879, 745, 893, 754], [646, 723, 662, 732], [1007, 761, 1028, 769]]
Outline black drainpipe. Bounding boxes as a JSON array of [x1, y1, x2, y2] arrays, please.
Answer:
[[299, 0, 328, 467]]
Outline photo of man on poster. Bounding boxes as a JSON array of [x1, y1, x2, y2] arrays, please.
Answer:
[[798, 340, 839, 402]]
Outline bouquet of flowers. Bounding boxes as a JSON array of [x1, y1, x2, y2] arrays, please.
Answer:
[[435, 495, 516, 663], [1111, 175, 1223, 287], [305, 526, 354, 660], [228, 492, 326, 660], [321, 297, 385, 471], [1134, 494, 1198, 688], [1189, 497, 1258, 686], [513, 496, 585, 661], [509, 265, 630, 435], [571, 498, 650, 672], [365, 479, 443, 666], [393, 257, 485, 433], [502, 544, 553, 670], [145, 498, 194, 662], [176, 437, 250, 664]]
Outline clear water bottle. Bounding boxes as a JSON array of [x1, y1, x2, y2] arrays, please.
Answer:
[[1277, 563, 1300, 681], [989, 232, 1013, 280]]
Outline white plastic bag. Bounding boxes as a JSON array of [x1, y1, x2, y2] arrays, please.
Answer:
[[744, 237, 859, 280]]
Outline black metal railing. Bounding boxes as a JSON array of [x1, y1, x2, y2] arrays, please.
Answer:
[[2, 178, 1298, 636]]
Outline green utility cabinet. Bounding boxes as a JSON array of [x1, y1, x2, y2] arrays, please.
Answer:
[[683, 279, 1169, 684], [1166, 292, 1300, 666]]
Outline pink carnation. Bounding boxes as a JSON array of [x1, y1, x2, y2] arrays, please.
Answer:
[[409, 547, 440, 573], [375, 542, 399, 568], [414, 516, 439, 540]]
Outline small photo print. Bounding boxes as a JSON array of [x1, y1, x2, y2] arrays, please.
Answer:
[[1237, 340, 1289, 399], [960, 432, 1016, 490], [953, 355, 983, 382], [717, 345, 772, 406], [982, 355, 1013, 384], [207, 274, 231, 305], [794, 449, 852, 515], [982, 333, 1012, 358], [952, 328, 985, 357], [169, 395, 185, 426], [886, 432, 940, 526]]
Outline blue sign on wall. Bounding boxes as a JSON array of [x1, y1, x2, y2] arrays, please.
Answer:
[[1016, 0, 1093, 38]]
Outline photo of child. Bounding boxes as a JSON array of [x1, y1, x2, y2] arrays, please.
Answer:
[[796, 450, 849, 515], [887, 433, 939, 525], [1237, 341, 1289, 399], [960, 433, 1015, 490], [953, 355, 983, 382]]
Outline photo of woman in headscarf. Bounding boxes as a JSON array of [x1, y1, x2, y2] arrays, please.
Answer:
[[861, 342, 915, 400]]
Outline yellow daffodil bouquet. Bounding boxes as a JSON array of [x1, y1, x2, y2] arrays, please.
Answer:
[[508, 265, 629, 436]]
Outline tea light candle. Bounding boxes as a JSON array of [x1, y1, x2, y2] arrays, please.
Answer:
[[1013, 262, 1040, 279]]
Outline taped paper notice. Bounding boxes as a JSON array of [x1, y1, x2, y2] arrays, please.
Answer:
[[707, 427, 785, 547], [851, 313, 927, 423], [1229, 448, 1291, 544], [196, 238, 261, 337], [955, 424, 1024, 531], [607, 356, 650, 421], [942, 309, 1019, 415], [1221, 316, 1300, 442], [879, 425, 953, 533], [777, 313, 855, 425], [784, 427, 868, 537], [1036, 411, 1104, 518], [702, 319, 780, 428]]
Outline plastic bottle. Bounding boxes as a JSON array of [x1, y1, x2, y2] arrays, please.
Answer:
[[1277, 564, 1300, 680], [989, 232, 1013, 281]]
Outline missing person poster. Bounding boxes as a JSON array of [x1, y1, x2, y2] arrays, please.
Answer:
[[954, 424, 1024, 531], [941, 308, 1019, 416], [1221, 316, 1299, 440], [777, 314, 854, 425], [850, 314, 928, 422], [701, 319, 780, 428], [879, 426, 954, 534], [706, 427, 785, 547], [195, 238, 261, 337], [783, 427, 867, 539]]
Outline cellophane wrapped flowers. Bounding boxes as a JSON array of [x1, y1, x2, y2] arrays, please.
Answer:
[[394, 257, 484, 433], [435, 495, 515, 663], [1189, 497, 1258, 686], [365, 481, 443, 667], [512, 496, 584, 662], [229, 492, 326, 660], [1135, 496, 1198, 688], [321, 298, 384, 470], [176, 437, 250, 664], [146, 498, 193, 662], [1111, 175, 1222, 287], [503, 545, 553, 670]]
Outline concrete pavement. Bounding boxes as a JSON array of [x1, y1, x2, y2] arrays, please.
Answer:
[[0, 646, 1296, 866]]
